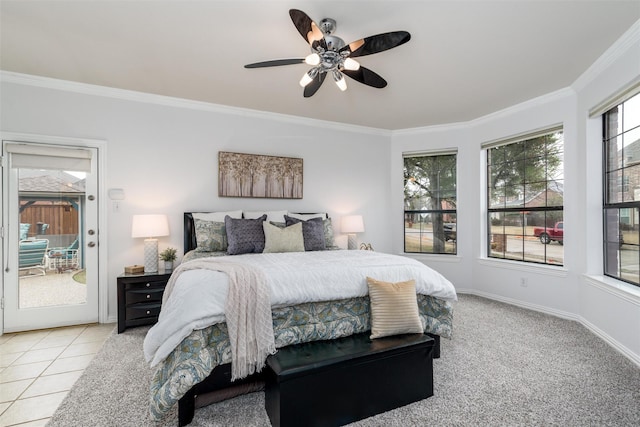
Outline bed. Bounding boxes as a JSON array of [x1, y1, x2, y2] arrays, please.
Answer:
[[143, 211, 457, 425]]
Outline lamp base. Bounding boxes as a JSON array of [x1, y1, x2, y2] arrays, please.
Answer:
[[143, 238, 159, 273], [347, 234, 358, 250]]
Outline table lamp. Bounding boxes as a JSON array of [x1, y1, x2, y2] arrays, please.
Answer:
[[341, 215, 364, 250], [131, 214, 169, 273]]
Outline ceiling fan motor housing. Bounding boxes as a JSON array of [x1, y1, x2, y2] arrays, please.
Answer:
[[323, 34, 345, 51]]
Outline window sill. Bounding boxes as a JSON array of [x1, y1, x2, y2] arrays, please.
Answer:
[[401, 253, 461, 263], [583, 275, 640, 305], [477, 257, 568, 277]]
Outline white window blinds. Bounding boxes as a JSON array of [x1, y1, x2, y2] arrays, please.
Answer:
[[5, 142, 93, 173]]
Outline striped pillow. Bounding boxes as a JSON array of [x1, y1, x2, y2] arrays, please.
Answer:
[[367, 277, 423, 339]]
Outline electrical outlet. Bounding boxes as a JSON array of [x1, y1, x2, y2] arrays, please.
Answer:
[[520, 277, 528, 287]]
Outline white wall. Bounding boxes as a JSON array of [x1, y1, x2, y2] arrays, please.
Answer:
[[390, 123, 474, 292], [392, 89, 579, 310], [575, 21, 640, 364], [1, 20, 639, 365], [0, 81, 391, 322], [391, 21, 640, 365]]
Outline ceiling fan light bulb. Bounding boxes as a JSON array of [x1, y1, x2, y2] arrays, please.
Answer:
[[343, 58, 360, 71], [299, 68, 319, 87], [305, 53, 320, 66], [332, 70, 347, 91], [299, 73, 313, 87]]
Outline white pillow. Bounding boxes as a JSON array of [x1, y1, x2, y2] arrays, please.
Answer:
[[262, 222, 305, 253], [287, 212, 328, 220], [244, 210, 288, 223], [193, 211, 242, 222]]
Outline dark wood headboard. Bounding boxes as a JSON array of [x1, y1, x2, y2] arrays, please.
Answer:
[[184, 213, 196, 254]]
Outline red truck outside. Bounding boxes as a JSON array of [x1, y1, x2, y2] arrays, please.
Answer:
[[533, 221, 563, 245]]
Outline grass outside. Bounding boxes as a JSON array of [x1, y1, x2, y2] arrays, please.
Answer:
[[72, 269, 86, 284], [404, 224, 456, 253]]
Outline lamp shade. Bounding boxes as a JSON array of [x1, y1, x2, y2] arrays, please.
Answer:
[[341, 215, 364, 233], [131, 214, 169, 238]]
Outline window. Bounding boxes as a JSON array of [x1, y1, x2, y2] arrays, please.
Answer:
[[486, 128, 564, 265], [403, 152, 457, 254], [603, 91, 640, 287]]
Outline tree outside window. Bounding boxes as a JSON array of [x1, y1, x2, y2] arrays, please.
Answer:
[[404, 153, 457, 254]]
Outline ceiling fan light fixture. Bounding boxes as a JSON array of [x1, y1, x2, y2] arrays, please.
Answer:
[[245, 10, 410, 97], [332, 70, 347, 91], [300, 67, 319, 87], [343, 57, 360, 71], [305, 53, 320, 66]]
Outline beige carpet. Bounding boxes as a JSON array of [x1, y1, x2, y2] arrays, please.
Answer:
[[47, 294, 640, 426]]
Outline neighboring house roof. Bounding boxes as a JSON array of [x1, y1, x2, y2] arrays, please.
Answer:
[[19, 174, 85, 193], [504, 181, 564, 208]]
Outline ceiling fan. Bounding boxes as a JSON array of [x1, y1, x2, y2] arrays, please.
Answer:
[[244, 9, 411, 97]]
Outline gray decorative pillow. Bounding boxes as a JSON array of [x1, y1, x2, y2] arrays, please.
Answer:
[[323, 218, 338, 249], [284, 215, 326, 251], [194, 219, 227, 252], [225, 214, 267, 255]]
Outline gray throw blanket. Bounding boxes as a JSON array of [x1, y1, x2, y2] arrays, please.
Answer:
[[163, 258, 276, 380]]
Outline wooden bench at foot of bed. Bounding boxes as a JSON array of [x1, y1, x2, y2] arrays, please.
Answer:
[[264, 332, 435, 427]]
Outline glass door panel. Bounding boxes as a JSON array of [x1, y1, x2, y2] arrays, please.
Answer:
[[3, 141, 99, 332]]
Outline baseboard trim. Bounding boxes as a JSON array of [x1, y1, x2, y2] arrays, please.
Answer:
[[457, 290, 640, 368], [457, 290, 578, 320]]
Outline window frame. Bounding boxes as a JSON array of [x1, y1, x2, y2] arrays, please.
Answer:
[[602, 90, 640, 288], [403, 150, 457, 255], [484, 127, 564, 266]]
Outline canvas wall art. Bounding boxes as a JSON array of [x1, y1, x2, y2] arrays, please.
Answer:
[[218, 151, 303, 199]]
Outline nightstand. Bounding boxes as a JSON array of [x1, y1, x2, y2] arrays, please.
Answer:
[[117, 271, 172, 333]]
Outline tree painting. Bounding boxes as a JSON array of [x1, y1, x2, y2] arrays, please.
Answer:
[[218, 152, 303, 199]]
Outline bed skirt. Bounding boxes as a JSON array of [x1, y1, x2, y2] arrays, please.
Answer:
[[149, 294, 453, 421]]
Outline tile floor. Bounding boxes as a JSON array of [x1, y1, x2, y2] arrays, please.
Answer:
[[0, 323, 115, 426]]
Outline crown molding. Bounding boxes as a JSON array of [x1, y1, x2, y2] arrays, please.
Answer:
[[469, 87, 575, 127], [392, 120, 471, 137], [0, 71, 391, 137], [392, 87, 574, 138], [572, 19, 640, 92]]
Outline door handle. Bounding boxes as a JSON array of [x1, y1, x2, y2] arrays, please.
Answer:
[[87, 242, 96, 248]]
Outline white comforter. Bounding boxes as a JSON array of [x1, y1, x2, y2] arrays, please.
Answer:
[[143, 250, 457, 367]]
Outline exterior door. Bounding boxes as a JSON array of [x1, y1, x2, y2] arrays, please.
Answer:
[[2, 141, 100, 332]]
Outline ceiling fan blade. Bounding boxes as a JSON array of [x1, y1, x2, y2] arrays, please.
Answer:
[[341, 31, 411, 58], [303, 72, 326, 97], [289, 9, 326, 50], [343, 66, 387, 89], [244, 58, 305, 68]]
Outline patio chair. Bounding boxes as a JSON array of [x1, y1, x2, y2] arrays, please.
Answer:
[[47, 238, 80, 272], [20, 223, 30, 240], [19, 239, 49, 276]]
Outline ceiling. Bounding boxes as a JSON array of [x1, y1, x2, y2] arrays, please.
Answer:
[[1, 1, 639, 130]]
